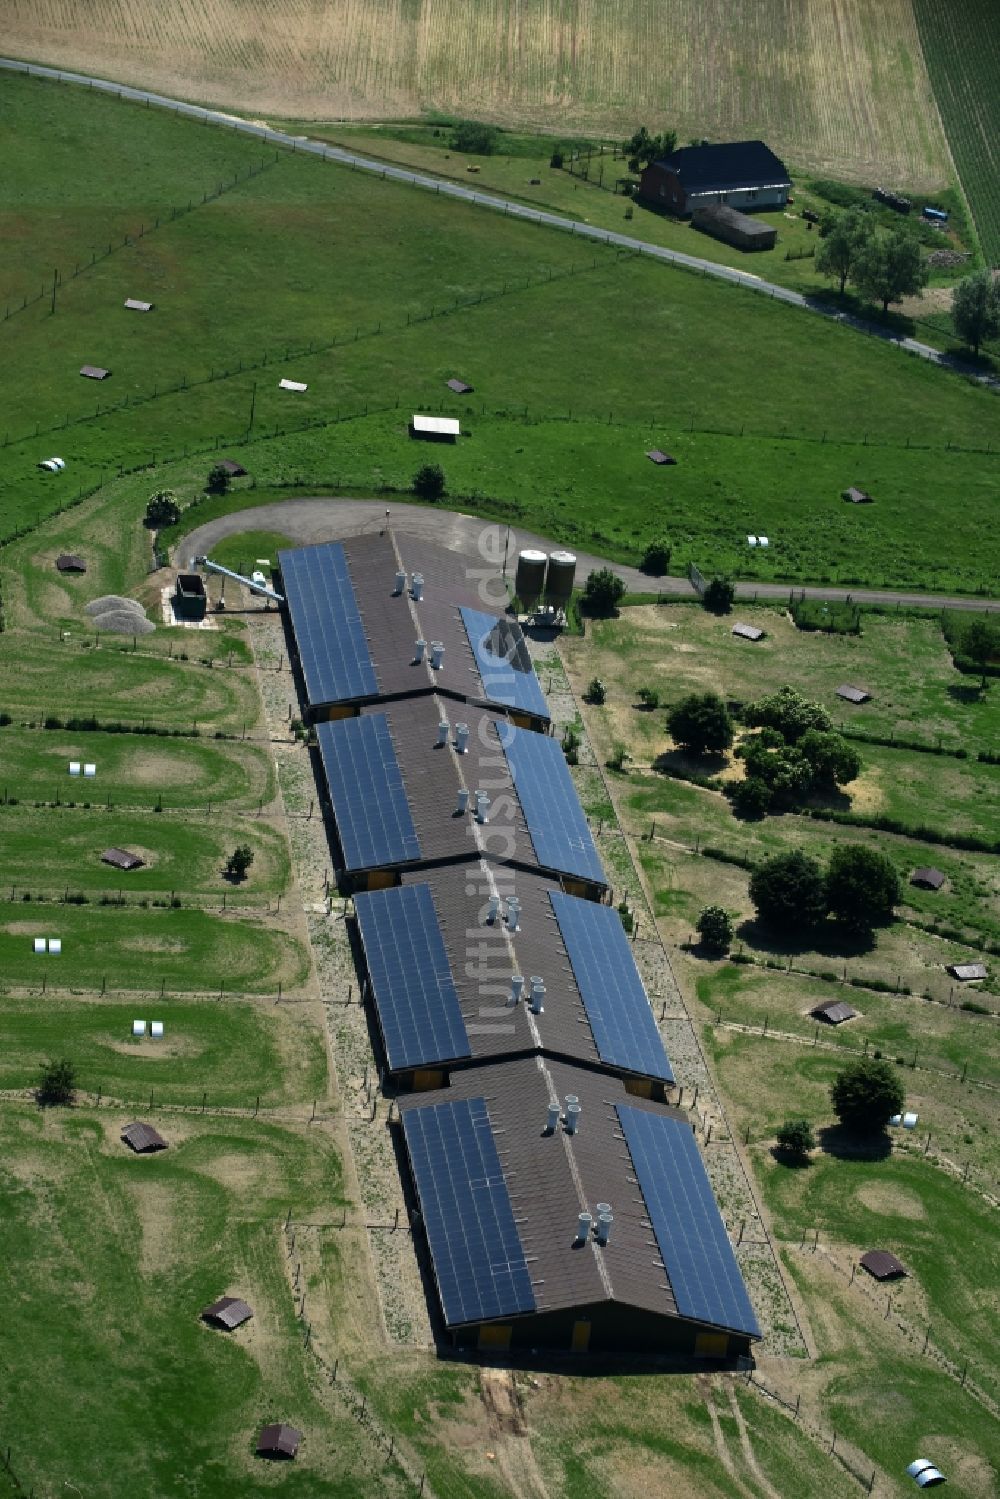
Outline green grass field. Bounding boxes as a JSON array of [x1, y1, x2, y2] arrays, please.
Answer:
[[0, 1107, 384, 1499], [0, 636, 263, 731], [0, 723, 275, 806], [912, 0, 1000, 264], [2, 72, 1000, 594], [709, 1030, 1000, 1407], [0, 994, 325, 1106], [0, 901, 309, 994], [0, 805, 289, 898]]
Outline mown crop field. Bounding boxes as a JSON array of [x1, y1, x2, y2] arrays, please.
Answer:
[[1, 0, 953, 189], [912, 0, 1000, 264]]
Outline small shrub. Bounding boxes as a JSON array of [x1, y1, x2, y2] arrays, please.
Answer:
[[637, 687, 660, 710], [702, 576, 735, 615], [37, 1058, 76, 1105], [584, 678, 607, 705], [776, 1118, 815, 1159]]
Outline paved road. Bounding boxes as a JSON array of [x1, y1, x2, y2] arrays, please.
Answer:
[[180, 498, 999, 613], [2, 55, 997, 392]]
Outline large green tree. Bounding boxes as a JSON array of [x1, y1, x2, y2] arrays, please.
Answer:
[[667, 692, 733, 756], [962, 617, 998, 689], [825, 845, 901, 933], [798, 729, 862, 789], [748, 850, 827, 934], [852, 228, 928, 314], [623, 126, 677, 171], [745, 685, 832, 743], [831, 1058, 904, 1134], [816, 209, 873, 295], [951, 269, 1000, 356]]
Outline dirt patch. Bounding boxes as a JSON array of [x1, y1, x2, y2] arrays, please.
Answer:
[[119, 936, 188, 953], [189, 1148, 276, 1192], [128, 749, 201, 787], [104, 1035, 198, 1060], [127, 1179, 176, 1275], [856, 1182, 927, 1219], [845, 768, 885, 815]]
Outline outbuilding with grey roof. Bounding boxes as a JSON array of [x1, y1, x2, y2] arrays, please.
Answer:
[[121, 1121, 167, 1153], [397, 1058, 759, 1356]]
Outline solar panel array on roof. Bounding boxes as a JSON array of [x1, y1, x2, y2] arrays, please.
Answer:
[[317, 714, 420, 870], [550, 893, 673, 1082], [502, 726, 605, 886], [459, 607, 550, 719], [402, 1096, 535, 1326], [279, 543, 378, 707], [617, 1105, 759, 1337], [355, 883, 471, 1071]]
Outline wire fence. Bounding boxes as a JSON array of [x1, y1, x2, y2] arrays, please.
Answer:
[[1, 154, 279, 326]]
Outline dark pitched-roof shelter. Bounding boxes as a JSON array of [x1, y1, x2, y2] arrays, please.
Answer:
[[811, 1000, 857, 1025], [446, 378, 473, 394], [316, 695, 606, 896], [279, 534, 549, 728], [911, 867, 945, 891], [256, 1424, 301, 1460], [201, 1296, 253, 1330], [860, 1250, 907, 1281], [397, 1058, 759, 1356], [646, 449, 676, 465], [638, 140, 790, 216], [121, 1121, 167, 1153], [55, 554, 87, 573], [217, 458, 247, 477], [692, 204, 777, 251], [837, 684, 871, 705], [948, 962, 987, 981], [732, 623, 764, 642], [843, 486, 873, 504], [355, 864, 672, 1090], [101, 847, 145, 872], [80, 365, 110, 380]]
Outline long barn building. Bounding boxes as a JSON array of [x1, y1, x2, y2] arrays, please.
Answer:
[[277, 537, 761, 1359]]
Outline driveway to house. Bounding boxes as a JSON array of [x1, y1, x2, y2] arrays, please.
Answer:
[[180, 497, 999, 613], [2, 55, 997, 392]]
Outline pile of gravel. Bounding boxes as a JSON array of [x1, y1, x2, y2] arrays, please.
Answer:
[[92, 609, 155, 636], [85, 595, 147, 618], [84, 594, 154, 635]]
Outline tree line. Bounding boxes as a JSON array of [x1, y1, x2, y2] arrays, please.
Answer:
[[816, 207, 1000, 352]]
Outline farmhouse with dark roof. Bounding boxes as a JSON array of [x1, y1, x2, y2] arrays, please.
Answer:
[[638, 140, 791, 216]]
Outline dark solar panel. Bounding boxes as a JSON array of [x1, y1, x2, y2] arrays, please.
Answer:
[[355, 884, 471, 1071], [501, 726, 605, 886], [403, 1096, 536, 1326], [550, 893, 673, 1082], [617, 1106, 759, 1337], [279, 543, 378, 706], [316, 714, 420, 871], [459, 607, 550, 720]]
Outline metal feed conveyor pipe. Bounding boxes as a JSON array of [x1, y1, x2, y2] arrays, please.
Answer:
[[195, 555, 285, 603]]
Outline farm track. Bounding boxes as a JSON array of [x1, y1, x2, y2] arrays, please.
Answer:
[[181, 498, 1000, 613], [2, 57, 997, 396]]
